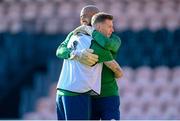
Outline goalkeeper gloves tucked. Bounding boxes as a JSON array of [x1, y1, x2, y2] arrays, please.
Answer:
[[70, 49, 98, 66]]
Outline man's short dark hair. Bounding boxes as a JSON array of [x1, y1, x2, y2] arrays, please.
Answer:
[[80, 5, 99, 17], [91, 12, 113, 26]]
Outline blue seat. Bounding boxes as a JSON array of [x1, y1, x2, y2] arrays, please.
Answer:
[[47, 59, 63, 83], [0, 32, 5, 49], [173, 28, 180, 46], [0, 51, 8, 98], [19, 87, 37, 116]]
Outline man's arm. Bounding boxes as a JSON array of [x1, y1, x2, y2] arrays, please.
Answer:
[[73, 25, 121, 53], [92, 31, 121, 53], [56, 32, 98, 66], [90, 28, 123, 78], [104, 60, 123, 78], [56, 32, 73, 59], [90, 40, 123, 78]]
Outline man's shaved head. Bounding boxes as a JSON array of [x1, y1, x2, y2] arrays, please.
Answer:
[[80, 5, 100, 26]]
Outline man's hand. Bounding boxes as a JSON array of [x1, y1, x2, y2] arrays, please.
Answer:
[[70, 49, 98, 66], [73, 25, 94, 36]]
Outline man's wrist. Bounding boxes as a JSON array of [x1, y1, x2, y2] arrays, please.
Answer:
[[70, 50, 80, 60]]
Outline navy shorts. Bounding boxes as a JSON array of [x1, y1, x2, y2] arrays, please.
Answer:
[[91, 96, 120, 120], [56, 94, 91, 120]]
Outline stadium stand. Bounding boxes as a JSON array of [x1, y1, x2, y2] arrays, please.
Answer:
[[0, 0, 179, 119]]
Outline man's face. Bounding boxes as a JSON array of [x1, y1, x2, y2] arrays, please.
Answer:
[[80, 14, 91, 26], [80, 12, 97, 26], [97, 19, 114, 37]]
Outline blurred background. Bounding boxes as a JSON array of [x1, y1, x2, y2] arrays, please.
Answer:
[[0, 0, 179, 120]]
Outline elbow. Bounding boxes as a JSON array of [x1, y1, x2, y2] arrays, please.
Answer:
[[56, 49, 61, 58]]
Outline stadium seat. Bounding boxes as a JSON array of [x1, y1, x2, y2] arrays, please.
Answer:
[[33, 73, 50, 97], [47, 59, 63, 83], [23, 112, 41, 120], [163, 106, 179, 120], [35, 97, 56, 120], [146, 106, 163, 120]]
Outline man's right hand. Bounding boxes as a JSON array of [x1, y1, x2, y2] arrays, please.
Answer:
[[70, 49, 98, 66]]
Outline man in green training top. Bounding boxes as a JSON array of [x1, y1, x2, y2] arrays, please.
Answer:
[[56, 5, 122, 120]]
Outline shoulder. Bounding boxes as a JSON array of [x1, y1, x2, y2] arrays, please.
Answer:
[[77, 33, 92, 41]]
